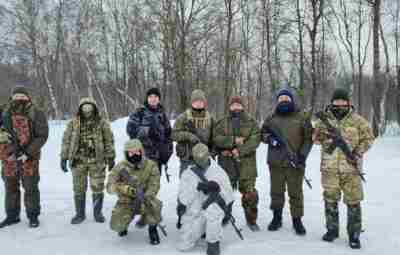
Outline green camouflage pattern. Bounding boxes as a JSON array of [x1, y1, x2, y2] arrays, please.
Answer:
[[172, 108, 214, 170], [60, 98, 115, 169], [213, 111, 260, 223], [347, 203, 362, 234], [269, 166, 305, 218], [0, 129, 9, 144], [107, 158, 161, 232], [312, 108, 374, 174], [2, 164, 40, 217], [324, 201, 339, 231], [321, 172, 363, 204], [213, 111, 260, 180], [72, 162, 106, 195]]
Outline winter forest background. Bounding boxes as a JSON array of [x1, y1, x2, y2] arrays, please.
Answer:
[[0, 0, 399, 136]]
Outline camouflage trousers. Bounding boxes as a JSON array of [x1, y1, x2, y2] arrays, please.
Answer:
[[110, 198, 162, 232], [269, 166, 304, 218], [239, 178, 259, 225], [72, 162, 106, 196], [1, 159, 41, 218], [321, 171, 363, 205], [325, 201, 362, 234]]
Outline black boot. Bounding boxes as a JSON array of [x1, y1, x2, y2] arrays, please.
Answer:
[[93, 194, 105, 223], [349, 232, 361, 249], [268, 209, 282, 231], [322, 229, 339, 242], [28, 214, 40, 228], [118, 230, 128, 237], [148, 225, 160, 245], [292, 217, 306, 236], [0, 215, 20, 228], [71, 195, 86, 225], [207, 241, 220, 255]]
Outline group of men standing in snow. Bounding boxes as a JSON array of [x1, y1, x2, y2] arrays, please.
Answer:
[[0, 83, 375, 255]]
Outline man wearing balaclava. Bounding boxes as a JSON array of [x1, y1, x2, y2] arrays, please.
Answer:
[[261, 87, 313, 236], [0, 85, 48, 229], [60, 97, 115, 225], [213, 96, 261, 231], [177, 143, 234, 255], [172, 89, 215, 175], [107, 139, 163, 245], [313, 88, 374, 249]]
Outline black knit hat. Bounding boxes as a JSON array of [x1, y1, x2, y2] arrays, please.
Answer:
[[146, 87, 161, 99], [331, 88, 350, 102]]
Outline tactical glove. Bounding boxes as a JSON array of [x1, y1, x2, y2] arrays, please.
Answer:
[[197, 180, 220, 194]]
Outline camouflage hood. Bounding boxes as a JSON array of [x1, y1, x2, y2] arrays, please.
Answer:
[[77, 97, 100, 118]]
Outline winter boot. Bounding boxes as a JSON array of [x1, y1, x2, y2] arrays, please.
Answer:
[[268, 209, 282, 231], [243, 192, 260, 232], [244, 208, 260, 232], [28, 214, 40, 228], [349, 232, 361, 249], [322, 201, 339, 242], [292, 217, 306, 235], [0, 215, 20, 228], [347, 203, 362, 249], [148, 225, 160, 245], [71, 195, 86, 225], [93, 193, 105, 223], [118, 230, 128, 237], [322, 229, 339, 242], [207, 241, 220, 255]]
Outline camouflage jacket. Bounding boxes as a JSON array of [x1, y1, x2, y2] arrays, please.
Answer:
[[261, 109, 313, 168], [1, 101, 48, 160], [172, 109, 215, 160], [312, 108, 375, 174], [213, 111, 260, 179], [60, 98, 115, 167], [107, 159, 160, 204]]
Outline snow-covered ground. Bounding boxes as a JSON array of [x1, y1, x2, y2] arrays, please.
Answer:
[[0, 118, 399, 255]]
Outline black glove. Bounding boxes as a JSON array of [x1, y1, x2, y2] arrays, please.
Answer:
[[197, 181, 220, 194], [61, 159, 68, 173], [107, 158, 115, 171]]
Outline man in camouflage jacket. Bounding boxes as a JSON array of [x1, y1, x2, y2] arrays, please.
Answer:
[[261, 87, 313, 235], [60, 97, 115, 224], [313, 88, 375, 249], [172, 89, 215, 175], [213, 96, 261, 231], [0, 85, 48, 228], [107, 139, 162, 245]]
